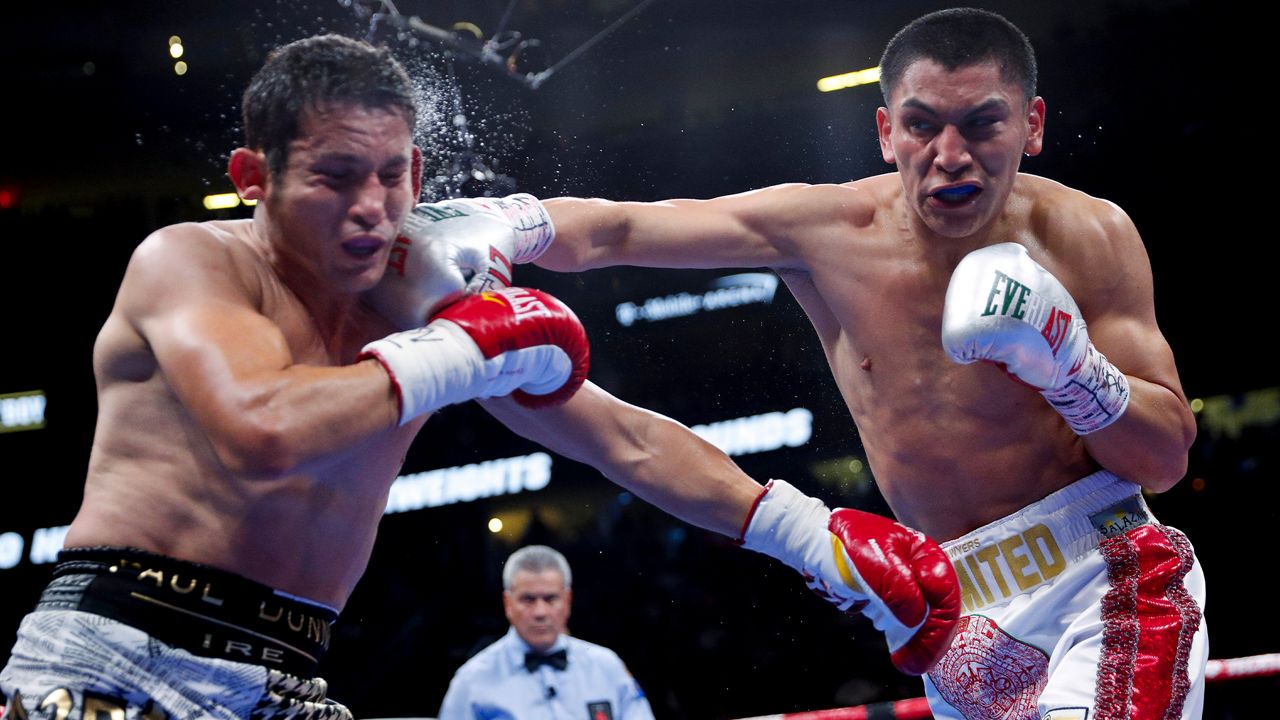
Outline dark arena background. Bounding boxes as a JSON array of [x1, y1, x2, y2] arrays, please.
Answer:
[[1, 1, 1274, 717]]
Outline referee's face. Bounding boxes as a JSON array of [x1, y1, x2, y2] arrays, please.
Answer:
[[505, 569, 573, 653]]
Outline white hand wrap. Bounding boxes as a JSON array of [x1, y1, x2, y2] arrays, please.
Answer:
[[1042, 341, 1131, 434], [495, 193, 557, 263], [359, 322, 490, 425]]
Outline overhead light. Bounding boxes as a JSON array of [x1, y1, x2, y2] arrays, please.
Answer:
[[170, 43, 184, 59], [174, 61, 188, 76], [1, 390, 47, 433], [488, 517, 504, 533], [817, 66, 881, 93], [202, 193, 241, 210]]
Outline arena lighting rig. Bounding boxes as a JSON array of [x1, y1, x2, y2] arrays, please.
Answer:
[[338, 0, 662, 90]]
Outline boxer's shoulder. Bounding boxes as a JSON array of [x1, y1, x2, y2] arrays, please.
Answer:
[[124, 219, 266, 309], [1012, 175, 1140, 270], [812, 174, 889, 220], [1011, 175, 1150, 311], [841, 172, 918, 230], [1019, 175, 1133, 243], [748, 177, 884, 242]]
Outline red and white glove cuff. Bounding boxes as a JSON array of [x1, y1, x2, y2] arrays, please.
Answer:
[[496, 193, 556, 264], [739, 479, 831, 575], [1041, 341, 1130, 435], [358, 322, 488, 425], [741, 481, 930, 645]]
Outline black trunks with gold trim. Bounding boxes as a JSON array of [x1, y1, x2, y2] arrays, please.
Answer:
[[36, 547, 336, 678]]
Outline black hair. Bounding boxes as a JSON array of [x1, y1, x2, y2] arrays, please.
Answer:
[[879, 8, 1037, 103], [241, 34, 418, 176]]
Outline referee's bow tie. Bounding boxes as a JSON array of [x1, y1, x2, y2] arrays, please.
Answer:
[[525, 648, 568, 672]]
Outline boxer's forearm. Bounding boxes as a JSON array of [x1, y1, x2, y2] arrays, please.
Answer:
[[482, 383, 762, 537], [538, 197, 629, 272], [1082, 376, 1196, 493], [593, 409, 763, 537], [200, 360, 401, 478]]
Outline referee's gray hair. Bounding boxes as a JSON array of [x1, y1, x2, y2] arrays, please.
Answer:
[[503, 545, 572, 590]]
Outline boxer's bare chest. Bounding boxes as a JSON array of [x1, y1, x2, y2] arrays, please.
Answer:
[[258, 278, 420, 475], [783, 217, 1090, 537]]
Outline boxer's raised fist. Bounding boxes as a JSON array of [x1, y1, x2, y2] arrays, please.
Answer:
[[368, 194, 556, 329], [359, 287, 589, 424], [942, 242, 1129, 434], [741, 480, 960, 675]]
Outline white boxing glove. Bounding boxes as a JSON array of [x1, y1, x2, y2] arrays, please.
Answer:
[[368, 194, 556, 330], [942, 242, 1130, 434]]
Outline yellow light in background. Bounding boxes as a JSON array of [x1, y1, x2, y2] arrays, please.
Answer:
[[488, 517, 504, 533], [0, 390, 47, 433], [203, 193, 241, 210], [170, 43, 184, 59], [174, 61, 188, 76], [1189, 398, 1204, 413], [817, 66, 881, 93]]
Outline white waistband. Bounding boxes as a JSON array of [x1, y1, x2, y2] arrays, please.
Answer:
[[942, 470, 1152, 614]]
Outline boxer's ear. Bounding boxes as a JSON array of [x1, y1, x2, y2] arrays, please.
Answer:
[[876, 107, 896, 165], [411, 145, 423, 202], [229, 148, 268, 201], [1023, 97, 1046, 157]]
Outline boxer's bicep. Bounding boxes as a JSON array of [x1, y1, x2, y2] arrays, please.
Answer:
[[124, 231, 291, 402], [1067, 204, 1196, 484], [1074, 204, 1185, 401]]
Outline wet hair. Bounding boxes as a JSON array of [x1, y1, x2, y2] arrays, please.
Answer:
[[241, 34, 418, 176], [879, 8, 1037, 103], [503, 545, 572, 590]]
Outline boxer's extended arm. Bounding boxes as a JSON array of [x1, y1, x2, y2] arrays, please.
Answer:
[[481, 382, 761, 537], [537, 184, 865, 272], [123, 226, 401, 478], [1065, 203, 1196, 490], [485, 384, 959, 674]]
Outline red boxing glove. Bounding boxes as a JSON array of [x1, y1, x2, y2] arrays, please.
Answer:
[[741, 480, 960, 675], [826, 508, 961, 675], [433, 287, 589, 408], [359, 287, 590, 423]]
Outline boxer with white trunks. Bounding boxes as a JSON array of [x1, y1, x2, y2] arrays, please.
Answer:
[[925, 472, 1206, 719], [521, 7, 1206, 717], [2, 32, 960, 718]]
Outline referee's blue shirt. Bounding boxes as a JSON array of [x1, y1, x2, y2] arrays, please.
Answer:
[[438, 626, 655, 720]]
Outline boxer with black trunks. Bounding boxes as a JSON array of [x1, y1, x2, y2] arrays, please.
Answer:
[[501, 8, 1208, 719], [1, 33, 960, 719]]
